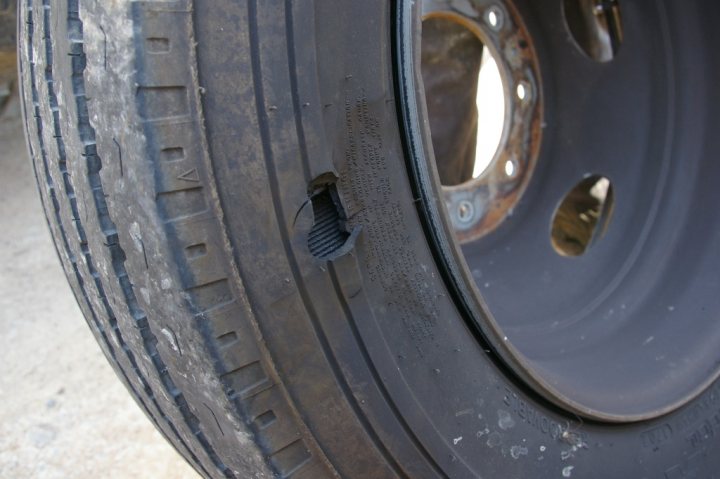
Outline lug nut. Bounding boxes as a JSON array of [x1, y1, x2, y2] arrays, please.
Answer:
[[485, 6, 504, 31], [458, 200, 476, 224]]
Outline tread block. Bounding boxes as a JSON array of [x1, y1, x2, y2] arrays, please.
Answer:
[[198, 303, 264, 373], [146, 37, 170, 53], [185, 243, 207, 259], [157, 162, 202, 193], [133, 3, 191, 86], [187, 279, 234, 313], [253, 410, 277, 430], [222, 361, 271, 400], [185, 250, 229, 289], [137, 85, 189, 121], [167, 215, 232, 288], [245, 387, 307, 458], [215, 331, 237, 347], [156, 187, 207, 221], [218, 337, 262, 373], [161, 146, 185, 162], [198, 301, 242, 338], [270, 439, 312, 479]]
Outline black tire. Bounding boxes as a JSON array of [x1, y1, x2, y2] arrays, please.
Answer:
[[19, 0, 720, 478]]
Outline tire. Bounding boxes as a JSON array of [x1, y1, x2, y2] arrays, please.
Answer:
[[18, 0, 720, 478]]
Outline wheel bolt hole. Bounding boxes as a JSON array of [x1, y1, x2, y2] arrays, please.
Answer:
[[563, 0, 623, 62], [504, 159, 518, 178], [551, 175, 614, 257], [458, 200, 476, 223], [516, 81, 530, 102], [486, 6, 504, 31]]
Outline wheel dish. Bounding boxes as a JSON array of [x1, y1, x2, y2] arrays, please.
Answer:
[[403, 0, 720, 422]]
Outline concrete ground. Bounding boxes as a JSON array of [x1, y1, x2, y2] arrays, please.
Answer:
[[0, 94, 199, 478]]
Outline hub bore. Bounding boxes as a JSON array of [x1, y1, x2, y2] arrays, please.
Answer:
[[421, 0, 543, 243]]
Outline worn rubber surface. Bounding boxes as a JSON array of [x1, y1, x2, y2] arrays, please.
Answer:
[[19, 0, 720, 478]]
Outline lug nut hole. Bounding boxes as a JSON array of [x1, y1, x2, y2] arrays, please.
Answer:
[[551, 175, 615, 257]]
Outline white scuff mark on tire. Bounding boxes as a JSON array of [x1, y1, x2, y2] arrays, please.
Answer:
[[510, 445, 528, 459], [562, 465, 575, 477], [453, 436, 463, 445], [128, 222, 144, 252], [161, 327, 179, 353], [498, 409, 515, 430], [139, 287, 150, 305], [486, 432, 502, 448]]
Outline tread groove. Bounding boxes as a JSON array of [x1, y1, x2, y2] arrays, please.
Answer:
[[33, 0, 233, 476], [270, 439, 313, 479], [253, 2, 414, 477], [66, 5, 230, 470], [21, 0, 178, 459], [285, 2, 445, 477], [249, 2, 396, 477]]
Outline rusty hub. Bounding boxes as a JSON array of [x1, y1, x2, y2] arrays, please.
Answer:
[[421, 0, 542, 243]]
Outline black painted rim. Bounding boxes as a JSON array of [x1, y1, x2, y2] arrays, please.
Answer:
[[395, 0, 720, 422]]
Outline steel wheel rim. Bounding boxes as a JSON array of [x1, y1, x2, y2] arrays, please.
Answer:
[[396, 0, 720, 422]]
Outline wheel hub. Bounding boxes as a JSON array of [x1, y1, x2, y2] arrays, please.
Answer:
[[409, 0, 720, 421], [421, 0, 542, 242]]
